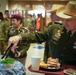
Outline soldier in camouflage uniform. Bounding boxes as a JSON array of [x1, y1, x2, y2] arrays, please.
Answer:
[[0, 12, 8, 55], [23, 14, 34, 33], [4, 10, 12, 32], [6, 14, 30, 66]]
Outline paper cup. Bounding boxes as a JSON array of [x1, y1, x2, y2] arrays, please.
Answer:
[[31, 55, 41, 70]]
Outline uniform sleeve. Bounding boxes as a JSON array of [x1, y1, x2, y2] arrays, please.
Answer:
[[20, 25, 53, 43], [20, 24, 63, 44]]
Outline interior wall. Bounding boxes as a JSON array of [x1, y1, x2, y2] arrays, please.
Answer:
[[8, 1, 68, 10], [0, 0, 8, 16]]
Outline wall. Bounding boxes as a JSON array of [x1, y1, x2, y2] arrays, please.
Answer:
[[0, 0, 8, 16], [8, 1, 68, 10], [8, 1, 68, 17]]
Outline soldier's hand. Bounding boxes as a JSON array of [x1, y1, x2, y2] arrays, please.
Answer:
[[15, 52, 21, 57], [7, 35, 21, 50]]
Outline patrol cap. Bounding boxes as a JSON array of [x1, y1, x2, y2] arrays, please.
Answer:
[[11, 14, 22, 19]]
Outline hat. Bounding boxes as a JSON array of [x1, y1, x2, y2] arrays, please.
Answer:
[[56, 1, 76, 19], [46, 4, 65, 13], [11, 14, 22, 19]]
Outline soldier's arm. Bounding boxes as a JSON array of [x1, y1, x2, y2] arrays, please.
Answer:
[[20, 27, 51, 43], [8, 25, 63, 48]]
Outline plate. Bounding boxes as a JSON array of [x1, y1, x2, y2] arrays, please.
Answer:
[[40, 64, 63, 71], [64, 69, 76, 75]]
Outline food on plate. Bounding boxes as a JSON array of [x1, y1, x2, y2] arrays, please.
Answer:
[[40, 57, 61, 69], [40, 62, 47, 68], [47, 57, 52, 61], [64, 69, 76, 74], [47, 57, 60, 68]]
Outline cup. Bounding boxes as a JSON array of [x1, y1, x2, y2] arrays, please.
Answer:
[[31, 55, 41, 70]]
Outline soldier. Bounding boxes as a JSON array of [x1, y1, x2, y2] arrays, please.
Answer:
[[6, 14, 30, 67], [8, 1, 76, 66], [23, 14, 34, 33], [4, 10, 12, 31], [0, 12, 7, 55]]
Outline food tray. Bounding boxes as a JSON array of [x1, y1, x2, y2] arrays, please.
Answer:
[[28, 65, 64, 75]]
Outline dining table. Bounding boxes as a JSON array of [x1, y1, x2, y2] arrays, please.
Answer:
[[28, 64, 76, 75]]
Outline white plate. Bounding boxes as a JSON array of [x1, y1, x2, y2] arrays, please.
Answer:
[[64, 68, 76, 75]]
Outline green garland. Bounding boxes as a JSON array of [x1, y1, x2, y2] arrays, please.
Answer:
[[0, 58, 15, 64]]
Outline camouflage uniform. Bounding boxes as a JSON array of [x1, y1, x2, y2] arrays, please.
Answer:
[[6, 25, 30, 65], [0, 20, 8, 54], [23, 18, 34, 33], [4, 17, 12, 33]]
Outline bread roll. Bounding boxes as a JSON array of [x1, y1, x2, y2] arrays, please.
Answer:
[[40, 62, 47, 68]]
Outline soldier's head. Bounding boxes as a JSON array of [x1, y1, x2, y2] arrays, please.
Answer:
[[4, 10, 10, 18], [11, 14, 22, 28], [56, 1, 76, 31]]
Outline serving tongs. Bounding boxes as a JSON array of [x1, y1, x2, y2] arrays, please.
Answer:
[[1, 44, 18, 59]]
